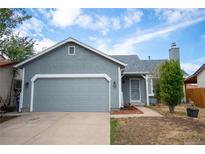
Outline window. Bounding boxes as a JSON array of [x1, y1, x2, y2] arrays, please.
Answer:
[[68, 46, 75, 55], [148, 77, 154, 96]]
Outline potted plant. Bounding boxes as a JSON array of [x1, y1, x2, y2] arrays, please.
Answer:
[[186, 99, 199, 118]]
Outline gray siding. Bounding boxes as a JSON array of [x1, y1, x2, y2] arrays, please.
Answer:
[[149, 96, 157, 104], [33, 78, 109, 112], [21, 42, 120, 110], [122, 75, 146, 106]]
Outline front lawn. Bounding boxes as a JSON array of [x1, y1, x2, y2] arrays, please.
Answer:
[[149, 104, 205, 122], [111, 104, 205, 145]]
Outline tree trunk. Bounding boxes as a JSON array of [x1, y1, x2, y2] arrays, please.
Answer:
[[169, 105, 175, 113]]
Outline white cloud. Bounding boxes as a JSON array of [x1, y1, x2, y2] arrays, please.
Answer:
[[37, 8, 52, 18], [75, 14, 92, 28], [124, 9, 143, 28], [88, 36, 111, 52], [48, 8, 143, 35], [155, 9, 205, 24], [181, 55, 205, 75], [88, 36, 136, 55], [15, 17, 44, 37], [34, 38, 56, 53], [51, 8, 81, 28], [88, 10, 205, 55], [111, 17, 121, 30], [201, 34, 205, 40], [109, 15, 205, 54], [181, 63, 201, 75], [76, 15, 120, 35]]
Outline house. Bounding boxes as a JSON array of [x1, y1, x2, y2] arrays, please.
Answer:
[[184, 64, 205, 107], [14, 37, 180, 112], [0, 56, 21, 108], [185, 63, 205, 88]]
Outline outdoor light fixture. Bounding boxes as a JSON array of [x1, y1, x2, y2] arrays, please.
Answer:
[[113, 81, 116, 88], [25, 82, 29, 88]]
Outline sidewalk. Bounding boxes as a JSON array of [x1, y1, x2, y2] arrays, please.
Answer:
[[111, 106, 162, 118]]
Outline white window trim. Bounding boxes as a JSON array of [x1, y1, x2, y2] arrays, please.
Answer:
[[68, 46, 75, 55], [148, 77, 154, 96], [129, 78, 141, 103], [30, 74, 111, 112], [19, 68, 25, 112]]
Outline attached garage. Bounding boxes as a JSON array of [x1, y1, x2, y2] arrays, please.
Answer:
[[30, 74, 111, 112], [15, 38, 126, 112]]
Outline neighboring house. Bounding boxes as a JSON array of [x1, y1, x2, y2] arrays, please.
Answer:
[[14, 37, 180, 112], [185, 63, 205, 88], [0, 56, 21, 108], [184, 64, 205, 107]]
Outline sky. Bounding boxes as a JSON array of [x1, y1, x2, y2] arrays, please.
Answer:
[[15, 8, 205, 75]]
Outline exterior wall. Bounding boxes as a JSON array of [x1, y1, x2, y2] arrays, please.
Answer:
[[0, 66, 13, 100], [149, 96, 157, 104], [122, 75, 146, 106], [21, 42, 120, 110], [169, 47, 180, 61], [197, 70, 205, 88]]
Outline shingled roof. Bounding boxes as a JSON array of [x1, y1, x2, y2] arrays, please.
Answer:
[[111, 55, 167, 73]]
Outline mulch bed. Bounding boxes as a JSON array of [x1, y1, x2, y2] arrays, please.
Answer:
[[111, 106, 143, 114], [0, 116, 17, 124]]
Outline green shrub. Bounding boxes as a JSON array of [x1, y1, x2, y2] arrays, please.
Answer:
[[160, 60, 184, 113]]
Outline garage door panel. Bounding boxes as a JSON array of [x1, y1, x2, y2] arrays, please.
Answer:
[[33, 78, 109, 112]]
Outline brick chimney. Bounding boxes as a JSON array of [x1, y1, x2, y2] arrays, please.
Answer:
[[169, 42, 180, 61]]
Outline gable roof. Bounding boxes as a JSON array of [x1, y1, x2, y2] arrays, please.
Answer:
[[14, 37, 127, 68], [112, 55, 167, 73], [193, 63, 205, 76]]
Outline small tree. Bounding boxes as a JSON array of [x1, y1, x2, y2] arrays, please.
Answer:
[[160, 60, 184, 113], [0, 8, 31, 37], [0, 9, 34, 109], [151, 63, 165, 103], [1, 34, 35, 61], [153, 79, 161, 103]]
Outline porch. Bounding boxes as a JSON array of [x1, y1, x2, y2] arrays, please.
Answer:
[[121, 73, 156, 107]]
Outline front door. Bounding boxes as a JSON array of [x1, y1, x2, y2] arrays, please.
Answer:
[[130, 79, 141, 103]]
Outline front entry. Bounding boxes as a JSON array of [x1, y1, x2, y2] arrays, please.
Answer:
[[130, 78, 141, 103]]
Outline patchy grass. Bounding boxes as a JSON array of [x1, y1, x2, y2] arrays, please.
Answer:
[[0, 116, 17, 124], [110, 119, 119, 144], [111, 104, 205, 145], [149, 104, 205, 122], [111, 117, 205, 145]]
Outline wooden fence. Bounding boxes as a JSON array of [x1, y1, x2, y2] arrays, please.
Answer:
[[186, 88, 205, 108]]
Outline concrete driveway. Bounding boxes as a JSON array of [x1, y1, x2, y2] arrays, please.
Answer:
[[0, 112, 110, 145]]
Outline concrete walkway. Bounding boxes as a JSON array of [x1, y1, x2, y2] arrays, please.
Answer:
[[0, 112, 110, 145], [111, 106, 162, 118]]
